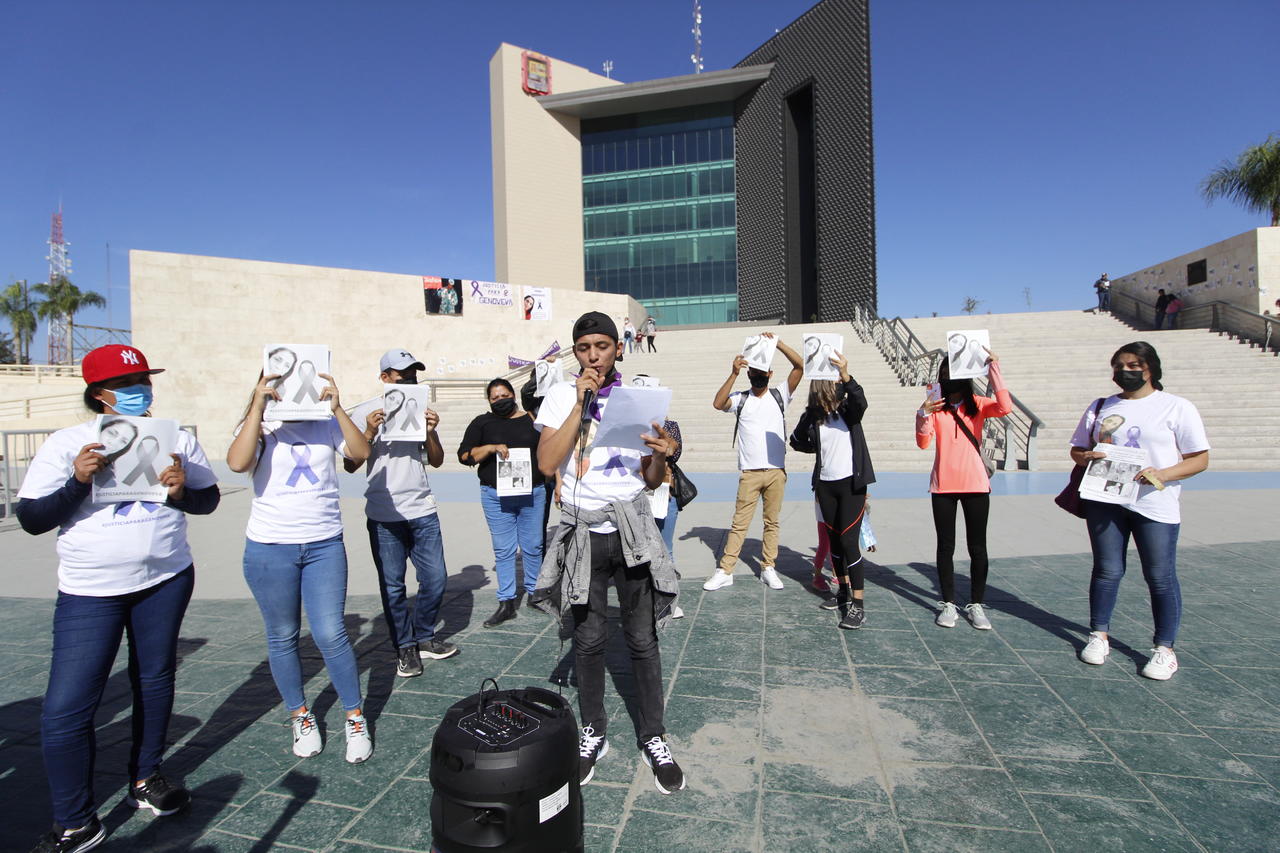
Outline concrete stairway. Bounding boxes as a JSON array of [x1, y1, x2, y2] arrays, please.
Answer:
[[897, 310, 1280, 472], [420, 322, 932, 475]]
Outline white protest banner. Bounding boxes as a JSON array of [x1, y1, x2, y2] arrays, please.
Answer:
[[945, 330, 991, 380], [741, 335, 778, 371], [264, 344, 332, 421], [468, 280, 514, 307], [496, 448, 534, 497], [92, 416, 178, 503], [381, 383, 430, 442], [802, 333, 843, 380]]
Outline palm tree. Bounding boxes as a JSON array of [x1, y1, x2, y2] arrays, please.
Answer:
[[1200, 134, 1280, 226], [33, 277, 106, 363], [0, 280, 41, 364]]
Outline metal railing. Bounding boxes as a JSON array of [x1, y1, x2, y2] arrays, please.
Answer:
[[0, 364, 82, 380], [849, 302, 1044, 471], [1109, 292, 1279, 355], [0, 392, 85, 421], [2, 424, 198, 517], [424, 346, 575, 402]]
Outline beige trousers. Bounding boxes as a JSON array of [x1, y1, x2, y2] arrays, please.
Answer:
[[718, 468, 787, 573]]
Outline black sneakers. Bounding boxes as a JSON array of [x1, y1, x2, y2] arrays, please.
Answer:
[[820, 588, 849, 612], [418, 639, 459, 660], [483, 599, 518, 628], [839, 604, 867, 630], [641, 736, 687, 794], [578, 726, 609, 785], [397, 644, 424, 677], [126, 773, 191, 816], [30, 817, 106, 853]]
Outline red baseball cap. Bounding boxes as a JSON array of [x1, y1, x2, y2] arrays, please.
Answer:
[[81, 345, 165, 385]]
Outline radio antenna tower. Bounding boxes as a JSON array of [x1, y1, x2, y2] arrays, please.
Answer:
[[46, 209, 73, 364], [691, 1, 704, 73]]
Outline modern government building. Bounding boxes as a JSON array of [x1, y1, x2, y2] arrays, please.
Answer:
[[490, 0, 875, 326]]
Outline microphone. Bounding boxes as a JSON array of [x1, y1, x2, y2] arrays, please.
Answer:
[[580, 389, 595, 424]]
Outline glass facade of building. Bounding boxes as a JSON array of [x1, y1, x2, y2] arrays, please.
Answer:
[[582, 105, 736, 326]]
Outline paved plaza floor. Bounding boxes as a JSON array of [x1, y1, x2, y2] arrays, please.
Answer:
[[2, 483, 1279, 851]]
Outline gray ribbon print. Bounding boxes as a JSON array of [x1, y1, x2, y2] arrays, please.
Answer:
[[400, 397, 422, 432], [292, 360, 322, 403], [121, 435, 162, 485], [384, 389, 406, 425]]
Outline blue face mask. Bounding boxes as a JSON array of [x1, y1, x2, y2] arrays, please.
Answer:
[[109, 384, 153, 416]]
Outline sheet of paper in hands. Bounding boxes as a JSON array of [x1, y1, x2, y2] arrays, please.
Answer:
[[534, 358, 563, 396], [741, 335, 778, 371], [945, 330, 991, 380], [92, 415, 178, 503], [1078, 443, 1148, 504], [346, 396, 382, 433], [592, 386, 673, 453], [802, 333, 843, 380], [264, 344, 332, 421], [630, 375, 661, 388], [496, 447, 533, 497], [380, 383, 430, 442]]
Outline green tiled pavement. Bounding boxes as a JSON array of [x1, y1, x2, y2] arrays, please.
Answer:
[[1, 540, 1279, 851]]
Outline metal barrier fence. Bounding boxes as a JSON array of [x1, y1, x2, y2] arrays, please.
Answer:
[[1, 424, 198, 517], [0, 393, 85, 421], [849, 303, 1044, 471], [0, 364, 81, 380], [1109, 292, 1279, 355]]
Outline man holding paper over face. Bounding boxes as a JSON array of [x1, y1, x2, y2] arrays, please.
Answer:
[[705, 332, 804, 592], [530, 311, 686, 796], [344, 349, 456, 681]]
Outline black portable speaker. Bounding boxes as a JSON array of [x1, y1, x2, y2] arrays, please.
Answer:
[[430, 683, 583, 853]]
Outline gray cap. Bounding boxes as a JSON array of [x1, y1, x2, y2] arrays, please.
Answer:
[[379, 348, 425, 373]]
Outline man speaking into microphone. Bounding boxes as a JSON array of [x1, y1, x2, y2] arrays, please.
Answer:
[[529, 311, 686, 795]]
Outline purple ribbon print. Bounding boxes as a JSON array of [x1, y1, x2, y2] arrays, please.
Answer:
[[601, 453, 628, 476], [285, 442, 321, 487], [471, 281, 483, 299], [115, 501, 161, 517], [584, 373, 623, 422]]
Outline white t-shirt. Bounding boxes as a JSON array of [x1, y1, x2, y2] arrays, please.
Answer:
[[1069, 390, 1210, 524], [18, 420, 218, 596], [818, 413, 854, 481], [726, 384, 793, 471], [363, 431, 438, 523], [535, 380, 646, 534], [242, 418, 349, 544]]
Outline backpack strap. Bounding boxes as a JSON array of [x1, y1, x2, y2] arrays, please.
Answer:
[[731, 388, 787, 447]]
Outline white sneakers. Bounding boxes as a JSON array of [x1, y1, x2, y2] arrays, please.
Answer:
[[1080, 632, 1111, 665], [760, 567, 784, 590], [291, 710, 374, 763], [345, 714, 373, 764], [1142, 647, 1178, 681], [935, 602, 959, 628], [291, 711, 322, 758], [703, 571, 734, 591], [964, 603, 992, 630]]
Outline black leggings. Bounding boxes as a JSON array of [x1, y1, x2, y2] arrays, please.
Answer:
[[814, 478, 867, 591], [930, 492, 990, 605], [646, 336, 656, 352]]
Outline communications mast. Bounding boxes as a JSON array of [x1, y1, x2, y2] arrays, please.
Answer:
[[46, 210, 73, 364]]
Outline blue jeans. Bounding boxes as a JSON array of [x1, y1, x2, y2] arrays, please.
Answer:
[[42, 567, 193, 828], [1085, 502, 1182, 648], [479, 485, 545, 601], [242, 534, 363, 712], [655, 494, 679, 556], [367, 514, 447, 649]]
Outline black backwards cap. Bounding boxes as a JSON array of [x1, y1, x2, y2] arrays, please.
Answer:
[[572, 311, 619, 342]]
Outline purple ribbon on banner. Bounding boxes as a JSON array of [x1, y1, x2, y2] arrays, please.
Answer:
[[115, 501, 161, 517], [508, 341, 562, 370], [471, 281, 483, 299], [539, 340, 561, 359], [285, 442, 320, 487]]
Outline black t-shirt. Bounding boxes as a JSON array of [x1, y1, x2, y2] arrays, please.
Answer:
[[457, 412, 546, 488]]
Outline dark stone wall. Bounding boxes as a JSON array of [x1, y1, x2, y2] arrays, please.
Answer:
[[734, 0, 876, 323]]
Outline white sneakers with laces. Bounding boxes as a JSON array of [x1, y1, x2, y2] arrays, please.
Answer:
[[1080, 632, 1111, 665], [291, 711, 322, 758], [345, 713, 373, 764], [1142, 647, 1178, 680], [935, 602, 959, 628], [759, 566, 784, 590], [963, 603, 992, 630], [703, 571, 734, 591]]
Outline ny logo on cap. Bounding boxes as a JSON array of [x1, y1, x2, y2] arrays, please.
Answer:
[[121, 349, 140, 365]]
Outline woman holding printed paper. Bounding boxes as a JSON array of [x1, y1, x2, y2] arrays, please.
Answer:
[[16, 345, 220, 851], [458, 378, 546, 628], [915, 347, 1011, 631], [1070, 342, 1209, 680], [227, 356, 374, 764]]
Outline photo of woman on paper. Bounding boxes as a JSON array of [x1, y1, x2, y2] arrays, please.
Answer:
[[265, 346, 297, 390], [803, 336, 822, 370], [524, 294, 535, 320], [384, 388, 405, 424], [97, 417, 139, 465]]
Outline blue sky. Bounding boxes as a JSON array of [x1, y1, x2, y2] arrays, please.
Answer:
[[1, 0, 1276, 355]]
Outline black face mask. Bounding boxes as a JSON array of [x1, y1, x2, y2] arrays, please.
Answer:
[[1113, 369, 1146, 392], [395, 376, 417, 386], [490, 398, 517, 418], [748, 371, 770, 389], [940, 379, 969, 398]]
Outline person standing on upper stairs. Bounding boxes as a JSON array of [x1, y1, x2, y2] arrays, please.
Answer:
[[703, 332, 804, 592]]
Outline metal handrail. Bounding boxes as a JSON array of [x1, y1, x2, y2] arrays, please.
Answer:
[[0, 392, 85, 420], [1109, 292, 1278, 354], [425, 346, 575, 402], [850, 302, 1043, 471], [0, 364, 82, 379]]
